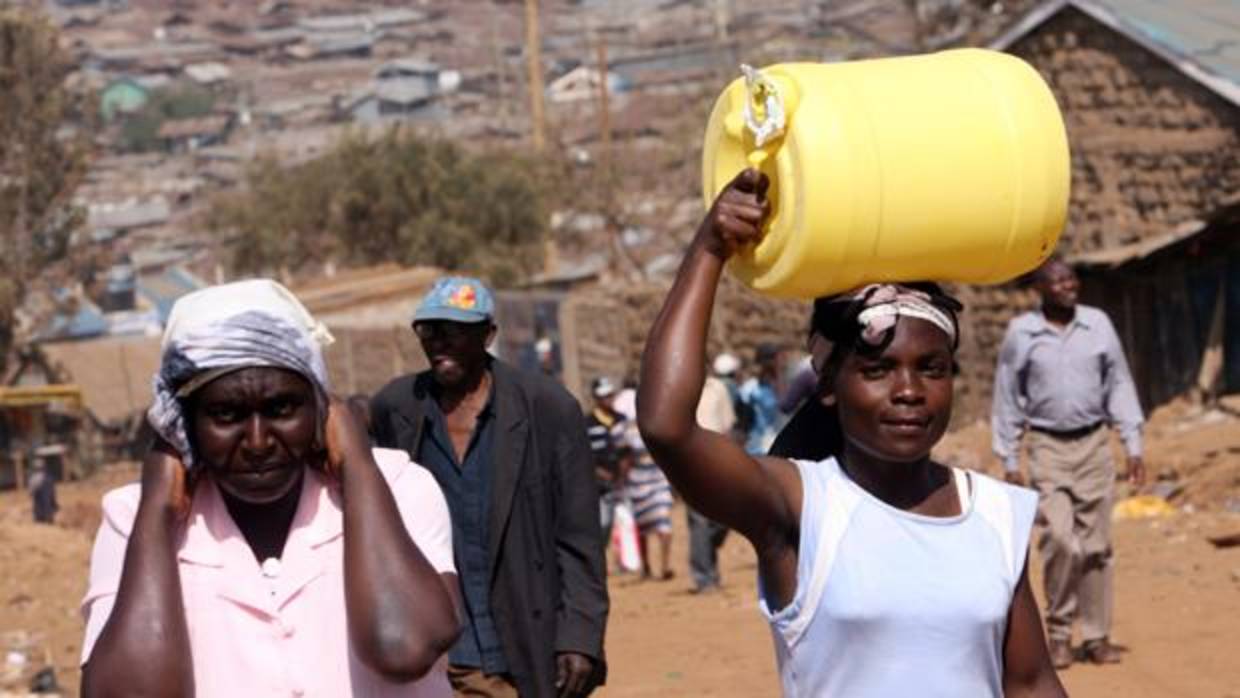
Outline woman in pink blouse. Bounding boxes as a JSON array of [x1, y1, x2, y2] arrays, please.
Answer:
[[80, 280, 461, 698]]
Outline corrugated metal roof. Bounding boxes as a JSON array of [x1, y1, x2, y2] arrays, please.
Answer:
[[374, 80, 435, 106], [1070, 217, 1207, 267], [992, 0, 1240, 107], [294, 264, 437, 303], [1071, 195, 1240, 268], [156, 114, 231, 140], [376, 57, 440, 79], [87, 197, 171, 231]]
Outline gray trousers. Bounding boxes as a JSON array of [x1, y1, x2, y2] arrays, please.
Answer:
[[687, 507, 728, 590], [599, 490, 619, 550], [1029, 427, 1116, 644]]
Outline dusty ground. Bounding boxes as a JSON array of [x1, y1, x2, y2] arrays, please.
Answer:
[[0, 462, 135, 698], [1, 403, 1238, 697], [598, 505, 1240, 698], [598, 399, 1240, 698]]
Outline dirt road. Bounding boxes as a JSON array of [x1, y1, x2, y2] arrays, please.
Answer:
[[2, 420, 1239, 696], [598, 504, 1240, 697]]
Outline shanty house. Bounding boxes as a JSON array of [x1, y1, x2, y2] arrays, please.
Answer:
[[1073, 199, 1239, 409], [156, 113, 233, 152], [546, 65, 628, 104], [948, 0, 1240, 420], [0, 353, 92, 488], [346, 82, 449, 124], [346, 60, 458, 125], [99, 77, 150, 121]]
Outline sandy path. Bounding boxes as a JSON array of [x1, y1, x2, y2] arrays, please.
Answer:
[[598, 503, 1240, 698], [3, 466, 1239, 697]]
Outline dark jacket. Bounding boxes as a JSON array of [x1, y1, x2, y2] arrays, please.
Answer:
[[371, 358, 608, 697]]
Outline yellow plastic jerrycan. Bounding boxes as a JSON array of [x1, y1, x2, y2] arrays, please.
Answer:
[[702, 49, 1070, 299]]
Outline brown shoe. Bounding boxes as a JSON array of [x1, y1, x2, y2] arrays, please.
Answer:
[[1049, 639, 1073, 669], [1081, 638, 1123, 665]]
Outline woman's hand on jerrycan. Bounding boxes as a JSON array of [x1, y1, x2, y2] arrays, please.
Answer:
[[696, 168, 771, 260], [323, 396, 372, 480]]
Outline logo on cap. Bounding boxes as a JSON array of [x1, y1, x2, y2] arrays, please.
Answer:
[[449, 284, 477, 310]]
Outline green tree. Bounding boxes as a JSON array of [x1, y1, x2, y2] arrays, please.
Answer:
[[0, 8, 92, 365], [208, 128, 550, 286]]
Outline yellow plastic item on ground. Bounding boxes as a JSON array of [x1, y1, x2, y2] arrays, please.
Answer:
[[1113, 495, 1177, 521], [701, 49, 1070, 299]]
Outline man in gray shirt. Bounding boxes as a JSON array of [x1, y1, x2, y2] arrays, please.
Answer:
[[992, 256, 1146, 670]]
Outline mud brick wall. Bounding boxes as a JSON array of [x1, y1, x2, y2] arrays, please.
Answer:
[[321, 326, 428, 398], [949, 283, 1041, 424], [563, 275, 808, 402], [564, 275, 1032, 426], [1013, 8, 1240, 252], [944, 8, 1240, 421]]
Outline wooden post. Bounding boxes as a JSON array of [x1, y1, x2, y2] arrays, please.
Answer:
[[524, 0, 546, 151], [1194, 282, 1226, 406], [595, 30, 622, 273], [489, 2, 510, 130], [392, 328, 405, 377], [595, 31, 611, 176], [559, 297, 582, 403]]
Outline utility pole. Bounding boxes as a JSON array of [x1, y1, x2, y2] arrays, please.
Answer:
[[715, 0, 730, 42], [525, 0, 546, 151], [594, 27, 619, 273], [595, 30, 611, 172], [594, 29, 642, 278], [489, 3, 509, 130]]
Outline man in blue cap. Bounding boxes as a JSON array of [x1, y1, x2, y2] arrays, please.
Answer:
[[371, 276, 608, 698]]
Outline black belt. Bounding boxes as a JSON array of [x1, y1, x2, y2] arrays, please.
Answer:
[[1030, 421, 1104, 440]]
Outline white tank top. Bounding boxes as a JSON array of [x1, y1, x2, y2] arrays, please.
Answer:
[[759, 457, 1038, 697]]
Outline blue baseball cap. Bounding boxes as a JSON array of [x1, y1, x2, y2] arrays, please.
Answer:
[[414, 276, 495, 324]]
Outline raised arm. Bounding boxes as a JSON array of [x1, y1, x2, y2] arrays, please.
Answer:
[[1100, 314, 1145, 487], [331, 400, 460, 682], [991, 322, 1027, 484], [81, 445, 194, 698], [637, 169, 799, 551]]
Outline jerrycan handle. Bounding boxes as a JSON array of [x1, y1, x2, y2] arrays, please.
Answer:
[[741, 64, 786, 149]]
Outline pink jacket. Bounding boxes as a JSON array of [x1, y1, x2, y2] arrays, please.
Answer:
[[82, 448, 455, 698]]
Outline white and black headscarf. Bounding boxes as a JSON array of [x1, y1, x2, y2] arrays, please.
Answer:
[[148, 279, 334, 470]]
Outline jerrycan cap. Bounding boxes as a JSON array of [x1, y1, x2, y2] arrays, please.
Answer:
[[741, 64, 786, 148]]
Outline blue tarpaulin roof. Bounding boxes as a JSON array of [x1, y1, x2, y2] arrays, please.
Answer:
[[38, 304, 108, 342], [992, 0, 1240, 107], [136, 265, 205, 323]]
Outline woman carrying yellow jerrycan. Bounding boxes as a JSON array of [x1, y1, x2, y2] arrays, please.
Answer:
[[637, 50, 1069, 697]]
